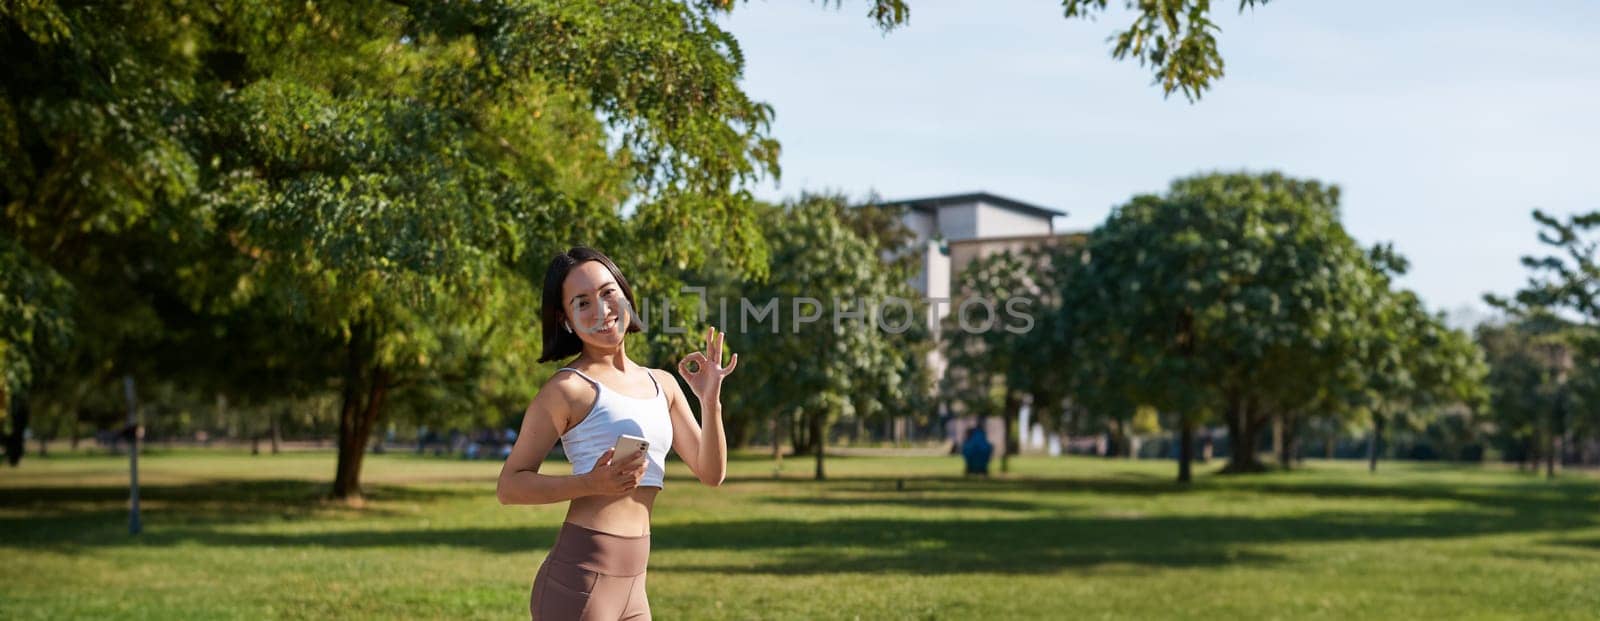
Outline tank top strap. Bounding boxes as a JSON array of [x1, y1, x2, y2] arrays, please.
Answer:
[[556, 367, 602, 391]]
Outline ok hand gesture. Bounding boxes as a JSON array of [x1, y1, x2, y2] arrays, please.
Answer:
[[677, 326, 737, 402]]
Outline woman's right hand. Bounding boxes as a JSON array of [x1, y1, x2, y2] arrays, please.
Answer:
[[583, 447, 647, 496]]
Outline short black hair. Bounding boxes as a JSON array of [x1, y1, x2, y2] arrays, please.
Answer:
[[538, 246, 644, 363]]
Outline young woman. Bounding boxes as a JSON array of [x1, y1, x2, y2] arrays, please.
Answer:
[[498, 246, 737, 620]]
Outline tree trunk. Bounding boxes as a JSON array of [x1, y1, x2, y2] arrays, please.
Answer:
[[1271, 414, 1283, 466], [1001, 390, 1020, 473], [1177, 414, 1195, 484], [790, 412, 808, 456], [1223, 406, 1239, 467], [332, 329, 367, 499], [5, 395, 28, 466], [70, 407, 81, 451], [1368, 412, 1384, 473], [1546, 434, 1558, 479], [270, 409, 281, 454], [811, 410, 826, 481], [771, 414, 783, 476], [1221, 392, 1266, 473], [726, 410, 751, 449], [1277, 413, 1300, 470], [331, 324, 390, 502], [123, 376, 142, 535], [1291, 424, 1304, 466], [1324, 434, 1335, 460], [1548, 388, 1567, 478]]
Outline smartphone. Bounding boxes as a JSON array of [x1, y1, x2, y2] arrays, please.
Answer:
[[612, 434, 650, 460]]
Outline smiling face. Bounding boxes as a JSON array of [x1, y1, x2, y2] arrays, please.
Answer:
[[537, 247, 643, 363], [562, 261, 633, 349]]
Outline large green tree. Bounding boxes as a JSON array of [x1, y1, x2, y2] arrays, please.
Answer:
[[3, 0, 1274, 483], [1, 0, 227, 463], [1476, 314, 1576, 472], [943, 239, 1082, 472], [197, 1, 781, 500], [1489, 208, 1600, 475], [2, 1, 774, 494], [839, 200, 936, 449], [716, 194, 923, 480], [1356, 287, 1486, 473], [1062, 172, 1395, 481]]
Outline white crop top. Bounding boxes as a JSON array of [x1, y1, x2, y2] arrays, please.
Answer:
[[557, 366, 673, 488]]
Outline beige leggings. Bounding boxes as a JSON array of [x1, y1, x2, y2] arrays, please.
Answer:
[[530, 522, 651, 620]]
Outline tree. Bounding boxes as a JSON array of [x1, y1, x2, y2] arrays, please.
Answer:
[[840, 200, 936, 448], [4, 0, 774, 487], [1061, 172, 1385, 481], [1489, 208, 1600, 475], [193, 1, 793, 500], [943, 252, 1026, 472], [1477, 314, 1574, 471], [1356, 287, 1487, 473], [0, 239, 73, 408], [3, 0, 1274, 484], [2, 1, 228, 463], [943, 239, 1082, 472], [1565, 331, 1600, 468], [717, 194, 921, 480]]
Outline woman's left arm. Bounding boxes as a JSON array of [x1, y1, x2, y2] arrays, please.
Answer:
[[665, 326, 738, 487]]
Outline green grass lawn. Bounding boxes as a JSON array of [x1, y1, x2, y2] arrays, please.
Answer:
[[3, 449, 1598, 620]]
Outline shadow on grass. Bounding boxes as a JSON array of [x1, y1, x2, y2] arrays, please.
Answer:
[[0, 478, 475, 509], [1548, 536, 1600, 551], [759, 495, 1052, 513], [5, 472, 1597, 576], [0, 479, 479, 551], [1225, 477, 1600, 525], [9, 507, 1579, 575], [714, 472, 1191, 498]]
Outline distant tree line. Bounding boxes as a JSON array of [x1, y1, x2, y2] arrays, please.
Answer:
[[956, 173, 1600, 482]]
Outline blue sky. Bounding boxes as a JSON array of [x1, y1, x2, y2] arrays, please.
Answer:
[[717, 0, 1600, 324]]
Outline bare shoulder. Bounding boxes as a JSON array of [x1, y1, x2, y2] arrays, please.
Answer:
[[647, 368, 683, 400], [531, 369, 594, 418], [541, 368, 592, 392]]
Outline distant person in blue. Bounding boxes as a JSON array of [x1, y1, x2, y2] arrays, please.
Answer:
[[962, 425, 992, 476]]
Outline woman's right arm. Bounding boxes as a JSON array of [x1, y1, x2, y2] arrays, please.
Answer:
[[496, 376, 646, 505], [497, 381, 589, 505]]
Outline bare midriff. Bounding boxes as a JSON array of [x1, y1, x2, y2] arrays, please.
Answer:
[[564, 486, 659, 537]]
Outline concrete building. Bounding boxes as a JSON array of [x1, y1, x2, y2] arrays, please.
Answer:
[[885, 192, 1063, 321], [869, 192, 1078, 456]]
